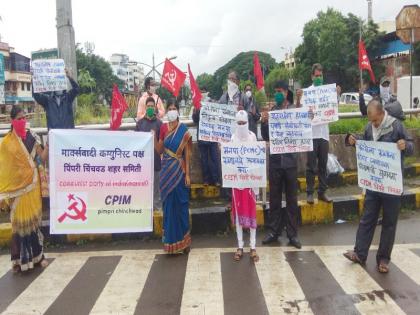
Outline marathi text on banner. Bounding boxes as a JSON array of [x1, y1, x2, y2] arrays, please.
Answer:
[[49, 129, 154, 234], [268, 108, 313, 154], [199, 102, 236, 143], [356, 140, 403, 196], [32, 59, 67, 93], [221, 141, 267, 188], [301, 83, 338, 124]]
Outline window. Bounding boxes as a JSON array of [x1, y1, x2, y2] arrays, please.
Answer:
[[27, 83, 31, 91], [21, 82, 25, 90]]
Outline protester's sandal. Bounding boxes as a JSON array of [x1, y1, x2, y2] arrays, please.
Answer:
[[343, 251, 365, 265], [40, 259, 49, 268], [250, 249, 259, 263], [12, 264, 20, 274], [234, 248, 243, 261], [377, 261, 389, 273]]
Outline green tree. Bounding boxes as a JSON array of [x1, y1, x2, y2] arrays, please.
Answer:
[[196, 73, 217, 99], [265, 66, 291, 97], [212, 51, 277, 99], [78, 69, 96, 93], [76, 46, 123, 102], [294, 9, 385, 91]]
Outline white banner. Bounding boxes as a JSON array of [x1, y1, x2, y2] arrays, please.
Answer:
[[32, 59, 67, 93], [268, 108, 313, 154], [356, 140, 403, 195], [301, 83, 338, 124], [221, 141, 266, 188], [199, 102, 236, 143], [49, 129, 154, 234], [0, 84, 4, 104]]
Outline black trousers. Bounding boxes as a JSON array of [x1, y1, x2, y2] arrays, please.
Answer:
[[306, 138, 329, 194], [267, 167, 299, 238], [354, 190, 401, 264]]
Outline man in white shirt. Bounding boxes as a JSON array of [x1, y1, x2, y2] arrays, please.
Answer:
[[296, 63, 340, 204]]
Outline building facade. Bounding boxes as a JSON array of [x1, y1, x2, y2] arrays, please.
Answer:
[[110, 54, 144, 92], [0, 42, 34, 114]]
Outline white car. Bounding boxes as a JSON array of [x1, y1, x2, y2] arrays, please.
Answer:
[[339, 93, 373, 105]]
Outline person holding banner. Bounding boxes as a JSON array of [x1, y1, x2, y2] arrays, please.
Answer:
[[136, 77, 165, 119], [343, 99, 414, 273], [219, 71, 242, 109], [32, 68, 80, 129], [296, 63, 340, 204], [261, 80, 302, 249], [155, 99, 192, 254], [0, 106, 49, 272], [229, 110, 260, 262], [136, 96, 163, 210], [241, 83, 261, 136]]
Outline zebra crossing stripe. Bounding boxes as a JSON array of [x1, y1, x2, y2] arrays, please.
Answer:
[[180, 248, 224, 315], [220, 252, 269, 315], [391, 248, 420, 286], [284, 251, 360, 315], [90, 253, 154, 314], [2, 255, 87, 315], [254, 248, 313, 314], [365, 250, 420, 315], [0, 258, 54, 314], [44, 256, 121, 315], [316, 248, 405, 315], [0, 255, 10, 279], [135, 254, 188, 315]]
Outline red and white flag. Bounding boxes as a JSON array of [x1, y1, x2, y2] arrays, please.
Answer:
[[253, 52, 265, 90], [188, 64, 202, 109], [359, 40, 376, 83], [161, 58, 186, 97], [110, 84, 128, 130]]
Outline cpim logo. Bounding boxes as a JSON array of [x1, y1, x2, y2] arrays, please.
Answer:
[[58, 193, 88, 223]]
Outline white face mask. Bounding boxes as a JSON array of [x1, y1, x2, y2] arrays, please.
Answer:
[[227, 80, 239, 101], [380, 86, 391, 103], [167, 109, 179, 122], [245, 90, 252, 98], [236, 123, 249, 141]]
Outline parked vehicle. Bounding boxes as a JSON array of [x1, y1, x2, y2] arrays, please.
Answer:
[[339, 93, 372, 105]]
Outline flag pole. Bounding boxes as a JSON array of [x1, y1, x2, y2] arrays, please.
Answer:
[[359, 18, 363, 91]]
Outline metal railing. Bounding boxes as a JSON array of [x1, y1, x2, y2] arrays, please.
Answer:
[[2, 108, 420, 137]]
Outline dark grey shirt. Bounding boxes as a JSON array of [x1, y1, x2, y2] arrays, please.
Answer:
[[136, 118, 162, 171]]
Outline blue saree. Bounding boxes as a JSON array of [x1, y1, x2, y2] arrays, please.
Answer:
[[160, 122, 192, 253]]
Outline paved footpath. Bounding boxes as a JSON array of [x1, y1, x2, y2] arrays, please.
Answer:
[[0, 242, 420, 315]]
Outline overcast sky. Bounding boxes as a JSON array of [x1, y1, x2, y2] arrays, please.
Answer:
[[0, 0, 414, 75]]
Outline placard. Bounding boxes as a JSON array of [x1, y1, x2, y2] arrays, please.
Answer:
[[199, 102, 236, 143], [32, 59, 67, 93], [302, 83, 338, 124]]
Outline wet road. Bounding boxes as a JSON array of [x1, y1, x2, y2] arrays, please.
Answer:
[[0, 212, 419, 314]]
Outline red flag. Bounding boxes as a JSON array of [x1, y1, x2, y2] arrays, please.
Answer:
[[161, 58, 186, 97], [253, 52, 265, 90], [110, 84, 128, 130], [358, 40, 376, 83], [188, 64, 202, 109]]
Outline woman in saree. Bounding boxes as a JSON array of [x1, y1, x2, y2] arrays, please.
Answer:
[[0, 106, 49, 273], [155, 99, 192, 254]]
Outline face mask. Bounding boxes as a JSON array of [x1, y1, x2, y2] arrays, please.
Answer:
[[236, 123, 249, 141], [149, 86, 156, 94], [146, 107, 155, 118], [274, 92, 285, 106], [313, 76, 324, 87], [245, 90, 252, 98], [11, 119, 27, 140], [167, 109, 179, 122], [227, 80, 239, 100], [380, 86, 391, 103]]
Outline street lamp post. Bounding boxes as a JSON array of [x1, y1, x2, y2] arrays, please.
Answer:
[[138, 54, 177, 81]]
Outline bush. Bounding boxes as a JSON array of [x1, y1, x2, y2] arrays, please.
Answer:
[[329, 118, 368, 135]]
